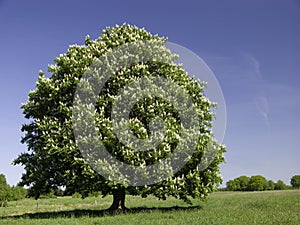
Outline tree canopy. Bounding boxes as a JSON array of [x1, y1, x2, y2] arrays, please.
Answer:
[[290, 175, 300, 189], [274, 180, 287, 190], [14, 24, 226, 211], [0, 174, 11, 206]]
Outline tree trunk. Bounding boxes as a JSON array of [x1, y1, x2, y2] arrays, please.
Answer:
[[108, 188, 128, 212]]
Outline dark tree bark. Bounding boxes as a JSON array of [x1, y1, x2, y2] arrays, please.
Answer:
[[108, 188, 128, 212]]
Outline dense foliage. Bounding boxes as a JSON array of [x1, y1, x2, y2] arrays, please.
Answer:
[[290, 175, 300, 189], [0, 174, 27, 207], [13, 24, 226, 210], [225, 175, 289, 191]]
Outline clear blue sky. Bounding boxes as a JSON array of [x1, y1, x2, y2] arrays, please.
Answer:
[[0, 0, 299, 186]]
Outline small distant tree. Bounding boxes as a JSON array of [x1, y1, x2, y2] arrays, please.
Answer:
[[266, 180, 275, 190], [235, 176, 250, 191], [274, 180, 287, 190], [226, 176, 250, 191], [226, 179, 238, 191], [10, 185, 27, 201], [248, 175, 267, 191], [0, 174, 11, 206], [290, 175, 300, 189]]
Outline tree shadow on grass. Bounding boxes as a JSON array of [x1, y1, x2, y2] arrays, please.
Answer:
[[0, 205, 203, 220]]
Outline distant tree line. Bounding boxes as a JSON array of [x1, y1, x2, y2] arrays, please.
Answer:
[[224, 175, 300, 191], [0, 174, 27, 207]]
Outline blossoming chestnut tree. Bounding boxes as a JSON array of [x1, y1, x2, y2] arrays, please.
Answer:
[[14, 24, 226, 211]]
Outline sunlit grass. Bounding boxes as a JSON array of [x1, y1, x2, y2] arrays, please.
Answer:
[[1, 190, 299, 225]]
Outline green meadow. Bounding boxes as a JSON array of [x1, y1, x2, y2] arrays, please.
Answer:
[[0, 190, 299, 225]]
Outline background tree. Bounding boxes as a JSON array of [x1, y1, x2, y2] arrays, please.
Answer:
[[13, 24, 226, 211], [247, 175, 267, 191], [290, 175, 300, 189], [0, 174, 11, 207], [10, 185, 27, 201], [274, 180, 287, 190], [266, 180, 275, 190], [235, 176, 250, 191], [226, 176, 249, 191], [226, 179, 239, 191]]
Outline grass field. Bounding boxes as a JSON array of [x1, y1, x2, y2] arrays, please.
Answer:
[[0, 190, 299, 224]]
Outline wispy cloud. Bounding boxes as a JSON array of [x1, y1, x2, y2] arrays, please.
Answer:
[[255, 96, 270, 127], [243, 54, 271, 127], [204, 52, 299, 129], [243, 54, 262, 80]]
